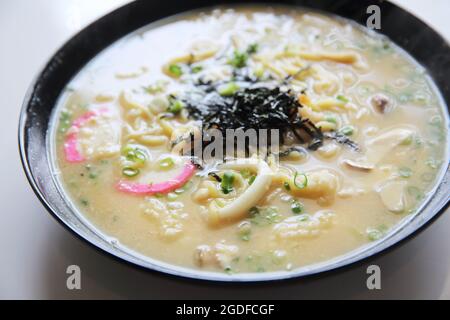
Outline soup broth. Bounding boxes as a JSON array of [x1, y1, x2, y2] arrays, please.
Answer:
[[52, 8, 447, 274]]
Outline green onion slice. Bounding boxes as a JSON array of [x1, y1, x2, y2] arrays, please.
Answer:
[[168, 64, 183, 77], [221, 172, 235, 194], [122, 167, 140, 177], [159, 157, 175, 170], [293, 172, 308, 189]]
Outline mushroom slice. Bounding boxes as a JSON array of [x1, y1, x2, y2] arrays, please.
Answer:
[[370, 93, 392, 113], [377, 180, 406, 213], [207, 159, 273, 226], [343, 159, 374, 172]]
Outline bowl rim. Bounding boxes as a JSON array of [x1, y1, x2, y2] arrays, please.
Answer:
[[18, 0, 450, 283]]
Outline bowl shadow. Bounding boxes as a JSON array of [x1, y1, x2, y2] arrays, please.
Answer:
[[41, 211, 450, 299]]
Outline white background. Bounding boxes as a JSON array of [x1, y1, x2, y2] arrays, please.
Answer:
[[0, 0, 449, 299]]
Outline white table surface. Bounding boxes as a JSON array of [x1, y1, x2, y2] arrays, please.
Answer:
[[0, 0, 449, 299]]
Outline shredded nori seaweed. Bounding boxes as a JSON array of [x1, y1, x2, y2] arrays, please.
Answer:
[[323, 131, 360, 152], [182, 85, 324, 150], [175, 73, 359, 158]]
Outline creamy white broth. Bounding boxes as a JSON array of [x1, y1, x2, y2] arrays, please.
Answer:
[[51, 8, 447, 274]]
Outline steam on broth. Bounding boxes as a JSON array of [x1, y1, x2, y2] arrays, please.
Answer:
[[51, 8, 447, 274]]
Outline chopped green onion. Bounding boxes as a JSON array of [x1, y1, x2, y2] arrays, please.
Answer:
[[221, 172, 235, 194], [167, 192, 178, 201], [123, 150, 134, 161], [293, 172, 308, 189], [59, 110, 72, 133], [339, 125, 354, 136], [219, 82, 240, 96], [122, 167, 140, 177], [121, 145, 133, 154], [426, 158, 440, 169], [133, 149, 147, 163], [398, 167, 412, 178], [159, 157, 175, 170], [400, 135, 413, 146], [167, 98, 184, 114], [254, 67, 264, 78], [60, 110, 71, 121], [249, 206, 281, 226], [428, 115, 442, 127], [213, 199, 226, 208], [168, 64, 183, 77], [123, 146, 147, 164], [191, 65, 203, 73], [283, 182, 291, 191], [325, 115, 337, 124], [407, 186, 424, 200], [336, 95, 349, 103], [143, 81, 167, 94], [291, 200, 304, 214], [224, 266, 233, 274], [88, 172, 98, 179], [238, 221, 251, 241], [228, 50, 248, 68], [247, 43, 259, 54], [240, 169, 256, 185], [367, 227, 384, 241], [414, 136, 423, 148], [240, 169, 252, 179]]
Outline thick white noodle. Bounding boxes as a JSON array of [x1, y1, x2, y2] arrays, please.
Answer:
[[208, 159, 273, 225]]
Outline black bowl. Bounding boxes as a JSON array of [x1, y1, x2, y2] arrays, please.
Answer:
[[19, 0, 450, 282]]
